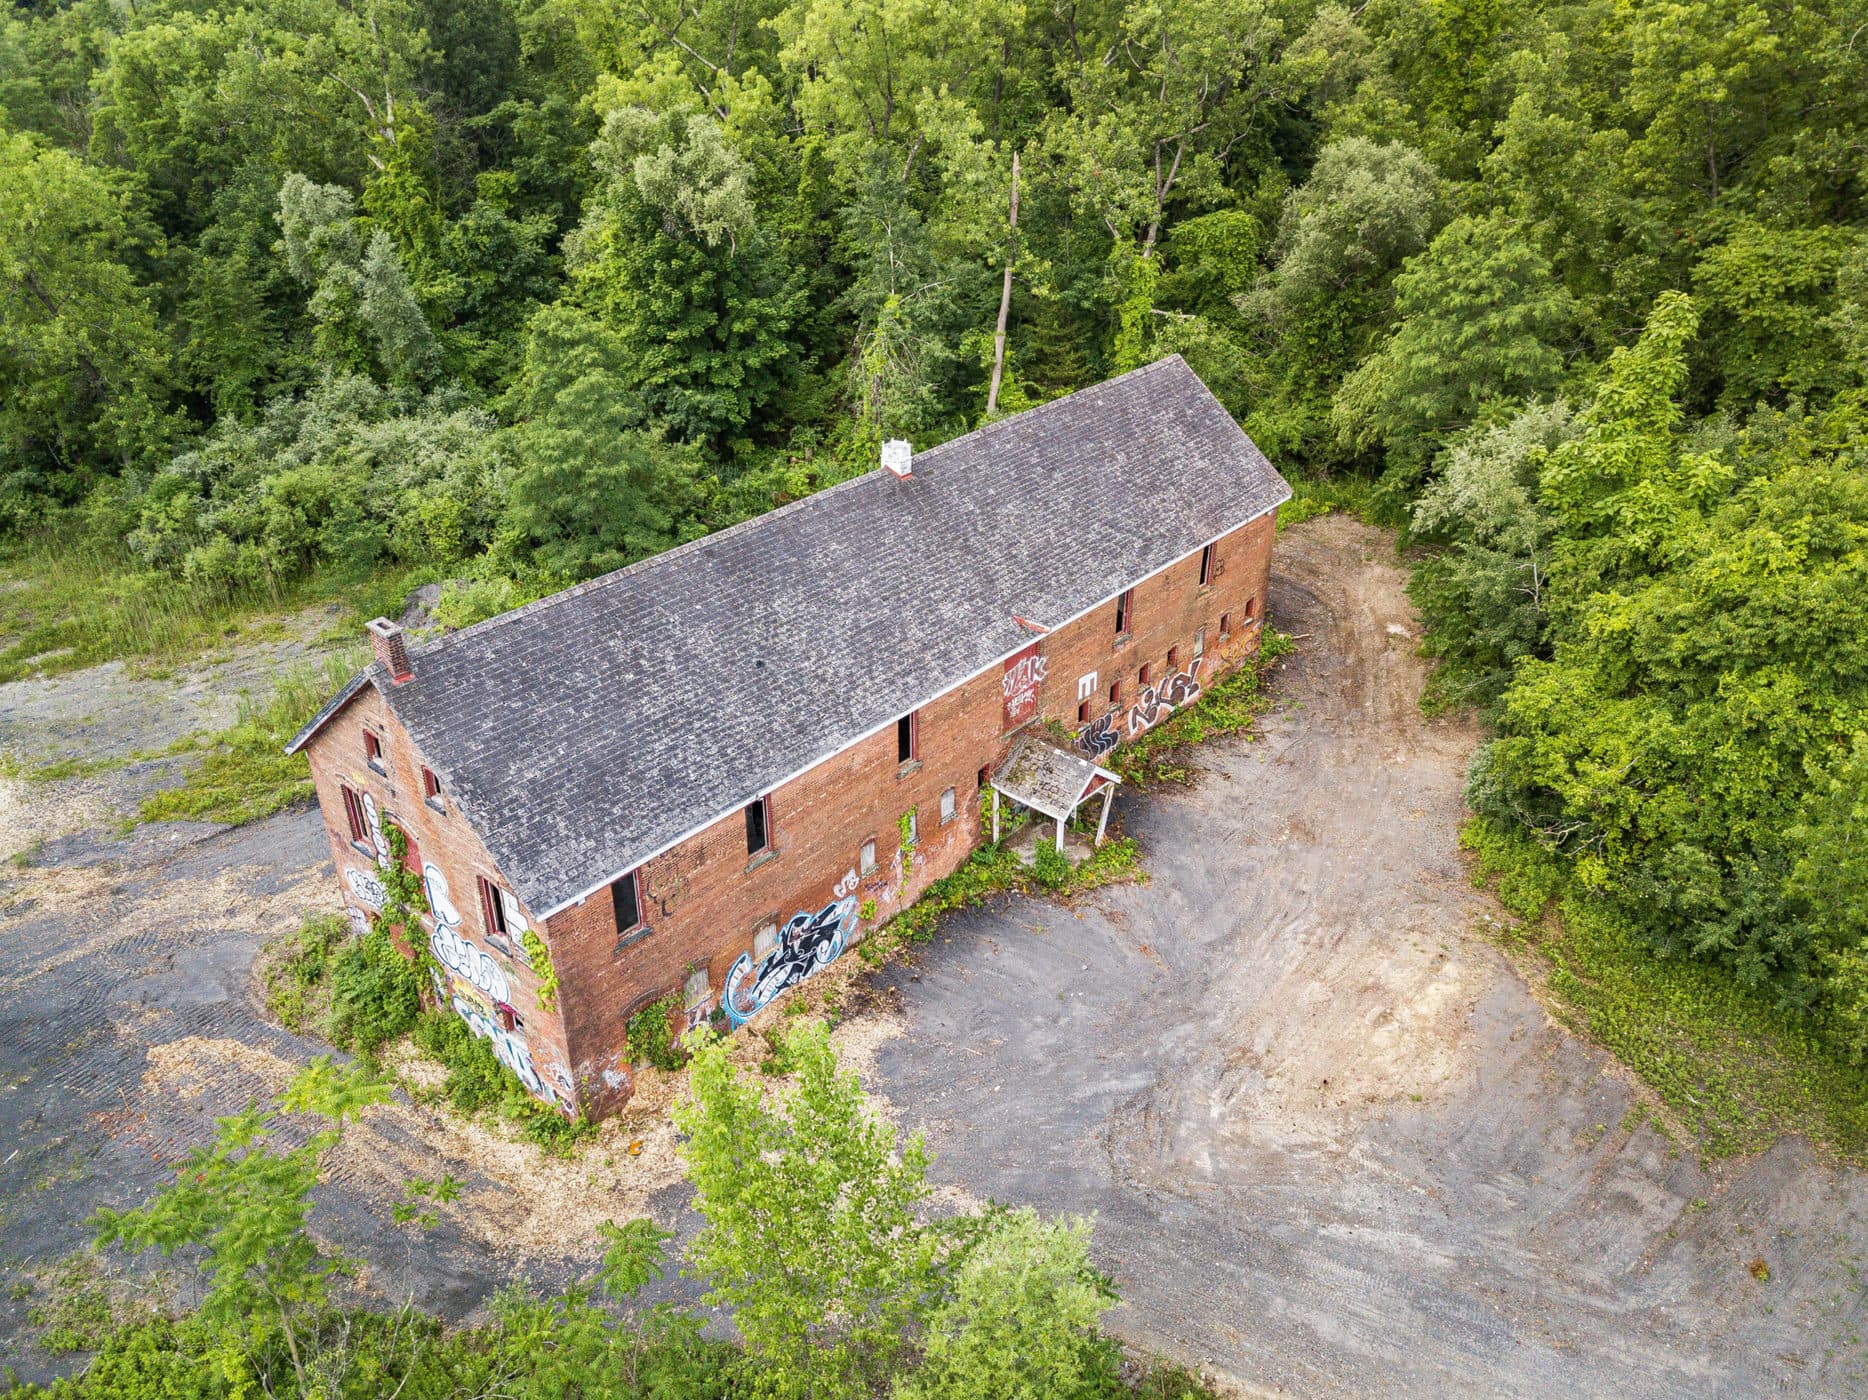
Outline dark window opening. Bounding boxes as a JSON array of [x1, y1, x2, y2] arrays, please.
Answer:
[[746, 796, 771, 855], [364, 729, 385, 771], [613, 869, 642, 933], [1115, 588, 1132, 635], [341, 786, 367, 846], [1077, 699, 1091, 723], [1243, 596, 1257, 622], [480, 876, 525, 943], [897, 712, 919, 764], [977, 765, 990, 790], [1219, 612, 1231, 636], [422, 767, 442, 804], [1139, 663, 1153, 686], [1167, 646, 1180, 671], [1110, 680, 1122, 703], [1199, 543, 1215, 586]]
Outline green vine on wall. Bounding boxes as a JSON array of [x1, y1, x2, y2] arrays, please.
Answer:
[[898, 808, 917, 880], [521, 929, 558, 1010], [626, 993, 685, 1071], [375, 825, 430, 938]]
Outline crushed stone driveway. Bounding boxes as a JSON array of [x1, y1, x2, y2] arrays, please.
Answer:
[[869, 516, 1868, 1398]]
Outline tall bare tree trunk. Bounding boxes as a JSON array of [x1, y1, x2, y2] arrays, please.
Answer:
[[986, 150, 1021, 418]]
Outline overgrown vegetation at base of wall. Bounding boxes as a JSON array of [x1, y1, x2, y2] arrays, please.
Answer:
[[11, 1033, 1220, 1399], [1110, 632, 1294, 788], [262, 907, 592, 1154], [1464, 818, 1868, 1164], [861, 838, 1142, 966]]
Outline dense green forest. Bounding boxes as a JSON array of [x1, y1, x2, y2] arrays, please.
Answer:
[[3, 0, 1866, 1070]]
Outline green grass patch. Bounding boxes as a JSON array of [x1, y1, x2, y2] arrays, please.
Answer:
[[137, 650, 364, 827], [1109, 631, 1293, 787], [1276, 474, 1381, 531], [18, 1252, 154, 1357], [0, 530, 418, 683], [1464, 817, 1868, 1162], [860, 836, 1142, 968]]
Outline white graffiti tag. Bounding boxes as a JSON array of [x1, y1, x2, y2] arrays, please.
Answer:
[[833, 867, 859, 898], [344, 865, 387, 910], [422, 859, 558, 1103], [431, 924, 511, 1005], [361, 791, 389, 860], [1126, 654, 1205, 738]]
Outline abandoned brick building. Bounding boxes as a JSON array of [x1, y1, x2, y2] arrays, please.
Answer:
[[287, 355, 1292, 1117]]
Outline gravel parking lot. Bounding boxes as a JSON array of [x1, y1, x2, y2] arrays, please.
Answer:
[[866, 517, 1868, 1398]]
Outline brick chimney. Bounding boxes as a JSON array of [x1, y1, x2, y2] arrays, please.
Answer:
[[881, 438, 912, 479], [367, 617, 413, 684]]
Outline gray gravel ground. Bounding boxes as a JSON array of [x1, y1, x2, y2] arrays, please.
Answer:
[[0, 517, 1862, 1396], [867, 516, 1868, 1397]]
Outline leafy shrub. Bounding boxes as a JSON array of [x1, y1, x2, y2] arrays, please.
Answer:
[[626, 994, 684, 1071], [327, 922, 424, 1057], [411, 1011, 595, 1153], [261, 913, 348, 1034], [1031, 840, 1070, 891]]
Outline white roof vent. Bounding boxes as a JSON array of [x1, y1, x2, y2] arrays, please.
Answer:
[[881, 438, 913, 478]]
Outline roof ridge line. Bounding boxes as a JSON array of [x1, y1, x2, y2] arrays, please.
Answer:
[[406, 356, 1187, 663]]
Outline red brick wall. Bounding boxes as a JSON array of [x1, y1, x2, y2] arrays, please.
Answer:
[[302, 506, 1279, 1121], [302, 685, 582, 1109]]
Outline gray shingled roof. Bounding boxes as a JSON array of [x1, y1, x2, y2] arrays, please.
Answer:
[[991, 734, 1116, 823], [289, 356, 1290, 917]]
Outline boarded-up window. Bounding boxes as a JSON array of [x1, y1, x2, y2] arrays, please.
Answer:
[[860, 839, 877, 875], [940, 788, 956, 824]]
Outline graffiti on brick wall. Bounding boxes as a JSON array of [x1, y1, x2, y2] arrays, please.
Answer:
[[722, 897, 858, 1027], [1075, 710, 1119, 759], [1126, 652, 1204, 738], [1003, 643, 1048, 729], [423, 860, 563, 1106], [642, 845, 703, 918], [344, 866, 387, 910], [361, 791, 389, 861]]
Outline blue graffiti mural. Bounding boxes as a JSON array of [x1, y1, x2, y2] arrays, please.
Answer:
[[722, 897, 859, 1027]]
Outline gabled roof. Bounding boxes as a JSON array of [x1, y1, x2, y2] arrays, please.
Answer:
[[990, 734, 1118, 823], [290, 356, 1290, 918]]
